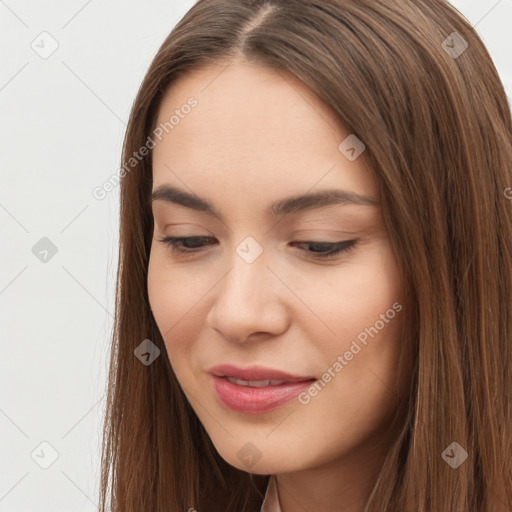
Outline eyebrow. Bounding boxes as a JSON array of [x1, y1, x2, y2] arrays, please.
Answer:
[[150, 184, 378, 219]]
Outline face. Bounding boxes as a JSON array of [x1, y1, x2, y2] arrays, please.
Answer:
[[147, 59, 409, 476]]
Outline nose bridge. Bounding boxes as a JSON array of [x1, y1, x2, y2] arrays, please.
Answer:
[[206, 236, 289, 340], [219, 236, 272, 310]]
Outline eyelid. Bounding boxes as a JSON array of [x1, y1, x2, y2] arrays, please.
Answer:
[[156, 235, 358, 261]]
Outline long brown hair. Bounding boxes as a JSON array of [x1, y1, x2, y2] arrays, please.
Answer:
[[98, 1, 512, 510]]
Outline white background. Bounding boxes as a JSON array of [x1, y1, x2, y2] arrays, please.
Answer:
[[1, 1, 511, 510]]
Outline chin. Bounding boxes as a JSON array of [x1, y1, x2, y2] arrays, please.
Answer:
[[214, 443, 303, 475]]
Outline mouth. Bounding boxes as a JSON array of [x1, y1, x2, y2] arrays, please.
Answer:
[[208, 364, 316, 383], [208, 364, 317, 414], [222, 376, 298, 387]]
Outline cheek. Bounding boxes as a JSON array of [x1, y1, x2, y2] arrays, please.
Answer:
[[147, 254, 175, 330], [147, 254, 189, 354], [300, 244, 403, 355], [147, 249, 202, 331], [147, 252, 212, 375], [304, 246, 405, 423]]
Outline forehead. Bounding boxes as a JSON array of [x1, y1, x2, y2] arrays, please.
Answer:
[[151, 60, 377, 205]]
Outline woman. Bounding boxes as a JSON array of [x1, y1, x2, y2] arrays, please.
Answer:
[[99, 1, 512, 511]]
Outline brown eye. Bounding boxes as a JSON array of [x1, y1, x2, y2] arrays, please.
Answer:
[[157, 236, 217, 254], [157, 236, 357, 261], [290, 240, 357, 259]]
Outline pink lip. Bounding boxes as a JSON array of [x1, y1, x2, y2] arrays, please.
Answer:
[[208, 364, 315, 382], [208, 364, 317, 414]]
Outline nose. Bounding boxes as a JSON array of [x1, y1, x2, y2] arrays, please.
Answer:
[[205, 246, 290, 344]]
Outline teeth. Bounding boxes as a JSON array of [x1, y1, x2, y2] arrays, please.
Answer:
[[226, 377, 287, 387]]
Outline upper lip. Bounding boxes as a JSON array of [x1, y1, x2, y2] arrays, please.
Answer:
[[208, 364, 316, 382]]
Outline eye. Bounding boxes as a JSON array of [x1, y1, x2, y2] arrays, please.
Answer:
[[157, 236, 217, 253], [157, 236, 357, 260], [290, 240, 357, 259]]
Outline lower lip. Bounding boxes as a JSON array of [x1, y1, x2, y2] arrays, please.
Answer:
[[210, 375, 316, 414]]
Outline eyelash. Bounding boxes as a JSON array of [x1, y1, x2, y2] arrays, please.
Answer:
[[156, 236, 357, 260]]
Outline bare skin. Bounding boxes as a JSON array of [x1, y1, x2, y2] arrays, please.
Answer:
[[147, 58, 412, 512]]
